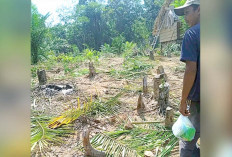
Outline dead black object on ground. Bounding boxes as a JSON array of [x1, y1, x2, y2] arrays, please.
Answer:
[[46, 84, 72, 91], [38, 84, 74, 96]]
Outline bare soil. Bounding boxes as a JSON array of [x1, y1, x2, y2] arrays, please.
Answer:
[[31, 56, 185, 157]]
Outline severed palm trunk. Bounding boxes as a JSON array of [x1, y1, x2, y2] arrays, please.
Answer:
[[83, 128, 106, 157]]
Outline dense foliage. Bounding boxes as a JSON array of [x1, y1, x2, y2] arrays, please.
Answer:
[[31, 0, 187, 64]]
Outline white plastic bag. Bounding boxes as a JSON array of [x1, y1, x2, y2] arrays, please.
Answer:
[[172, 114, 196, 141]]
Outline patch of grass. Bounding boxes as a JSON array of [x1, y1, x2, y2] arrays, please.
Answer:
[[109, 57, 154, 79], [63, 63, 74, 74], [162, 43, 181, 57], [174, 64, 185, 73], [31, 66, 38, 78], [75, 68, 89, 76]]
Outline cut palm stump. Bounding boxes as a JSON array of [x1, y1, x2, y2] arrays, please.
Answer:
[[37, 69, 47, 85], [157, 65, 164, 74], [165, 107, 174, 128], [157, 66, 167, 82], [137, 93, 146, 114], [153, 66, 168, 100], [124, 121, 134, 130], [158, 82, 169, 115], [153, 75, 161, 101], [153, 74, 167, 100], [149, 51, 154, 60], [143, 76, 148, 94], [83, 128, 106, 157], [89, 62, 96, 78]]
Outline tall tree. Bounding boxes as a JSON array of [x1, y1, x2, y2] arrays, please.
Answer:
[[106, 0, 144, 41], [32, 0, 165, 55], [31, 4, 49, 64]]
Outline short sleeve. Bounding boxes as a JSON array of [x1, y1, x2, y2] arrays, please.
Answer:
[[180, 29, 198, 62]]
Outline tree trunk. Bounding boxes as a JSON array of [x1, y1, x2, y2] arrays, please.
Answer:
[[37, 70, 47, 85], [83, 128, 106, 157]]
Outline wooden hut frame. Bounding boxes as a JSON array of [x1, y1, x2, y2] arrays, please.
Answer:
[[152, 0, 182, 52]]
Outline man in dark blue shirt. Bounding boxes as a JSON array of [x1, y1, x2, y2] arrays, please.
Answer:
[[174, 0, 200, 156]]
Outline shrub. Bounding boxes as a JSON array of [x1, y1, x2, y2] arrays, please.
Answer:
[[122, 42, 137, 59], [111, 35, 125, 54]]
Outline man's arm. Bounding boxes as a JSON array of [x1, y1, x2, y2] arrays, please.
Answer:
[[179, 61, 197, 116]]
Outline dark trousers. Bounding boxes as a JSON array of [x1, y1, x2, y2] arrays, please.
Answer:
[[179, 101, 200, 157]]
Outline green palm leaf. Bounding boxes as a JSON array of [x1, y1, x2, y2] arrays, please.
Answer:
[[92, 128, 179, 157], [31, 116, 74, 155], [91, 133, 141, 157]]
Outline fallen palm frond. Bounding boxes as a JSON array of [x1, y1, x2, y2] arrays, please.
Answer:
[[87, 91, 122, 117], [91, 127, 178, 157], [48, 92, 123, 129], [158, 135, 178, 157], [91, 132, 141, 157], [48, 107, 84, 129], [31, 115, 74, 156]]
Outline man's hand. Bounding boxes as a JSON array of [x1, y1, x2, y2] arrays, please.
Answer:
[[180, 61, 196, 116], [179, 99, 190, 116]]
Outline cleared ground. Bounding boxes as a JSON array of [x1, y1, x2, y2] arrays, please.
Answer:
[[31, 55, 185, 157]]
